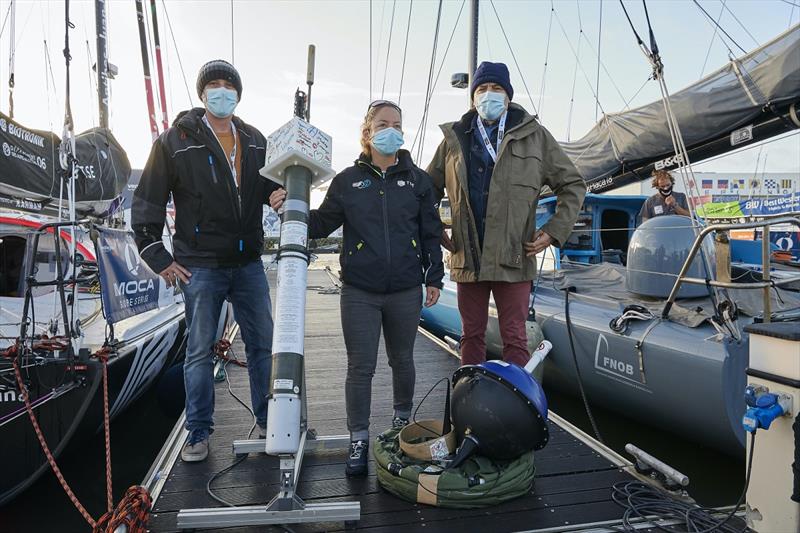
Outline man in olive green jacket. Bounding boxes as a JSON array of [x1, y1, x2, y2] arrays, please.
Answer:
[[426, 61, 585, 367]]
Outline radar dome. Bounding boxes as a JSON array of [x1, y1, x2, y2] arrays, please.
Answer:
[[626, 215, 714, 299]]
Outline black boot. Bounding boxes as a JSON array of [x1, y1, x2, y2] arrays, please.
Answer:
[[345, 440, 369, 476]]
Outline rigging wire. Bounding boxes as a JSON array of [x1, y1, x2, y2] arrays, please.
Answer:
[[578, 30, 630, 110], [595, 0, 602, 122], [397, 0, 413, 105], [552, 9, 606, 117], [374, 0, 388, 95], [538, 1, 554, 122], [692, 0, 748, 55], [230, 0, 234, 64], [380, 0, 397, 99], [720, 0, 760, 48], [488, 0, 538, 116], [479, 0, 492, 59], [8, 0, 15, 118], [700, 0, 726, 77], [410, 0, 464, 157], [565, 0, 583, 141], [411, 0, 443, 162], [369, 0, 372, 101], [160, 0, 193, 106]]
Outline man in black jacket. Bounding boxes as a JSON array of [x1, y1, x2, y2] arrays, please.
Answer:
[[132, 60, 278, 462]]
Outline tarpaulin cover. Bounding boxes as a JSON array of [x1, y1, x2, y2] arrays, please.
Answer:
[[0, 112, 131, 216], [559, 25, 800, 189]]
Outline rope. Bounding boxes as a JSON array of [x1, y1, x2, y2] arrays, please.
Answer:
[[214, 338, 246, 367], [488, 0, 538, 117], [94, 486, 152, 533], [7, 341, 152, 531], [94, 346, 114, 514], [380, 0, 397, 99], [12, 355, 96, 527], [397, 0, 413, 105]]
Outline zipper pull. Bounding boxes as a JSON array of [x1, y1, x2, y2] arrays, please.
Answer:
[[208, 155, 218, 184], [239, 239, 244, 252]]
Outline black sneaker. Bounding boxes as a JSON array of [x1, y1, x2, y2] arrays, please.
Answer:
[[345, 440, 369, 477], [391, 416, 409, 430]]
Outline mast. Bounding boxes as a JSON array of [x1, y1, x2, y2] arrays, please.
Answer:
[[95, 0, 110, 128], [468, 0, 478, 86], [149, 0, 169, 131], [135, 0, 159, 141]]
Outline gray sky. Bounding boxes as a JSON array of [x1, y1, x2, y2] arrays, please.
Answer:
[[4, 0, 799, 198]]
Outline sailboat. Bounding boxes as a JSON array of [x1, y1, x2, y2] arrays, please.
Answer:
[[0, 0, 193, 505], [420, 8, 800, 456]]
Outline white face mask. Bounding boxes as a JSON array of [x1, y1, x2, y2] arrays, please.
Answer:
[[475, 91, 507, 121]]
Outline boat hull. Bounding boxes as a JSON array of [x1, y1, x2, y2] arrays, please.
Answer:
[[0, 313, 186, 505], [420, 277, 748, 456]]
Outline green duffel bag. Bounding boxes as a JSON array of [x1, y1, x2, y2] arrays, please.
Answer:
[[373, 427, 536, 509]]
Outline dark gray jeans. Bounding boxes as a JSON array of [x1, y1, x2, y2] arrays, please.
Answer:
[[340, 283, 422, 441]]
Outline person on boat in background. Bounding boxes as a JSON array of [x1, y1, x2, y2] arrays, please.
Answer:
[[132, 60, 278, 463], [269, 100, 444, 477], [426, 61, 585, 368], [639, 169, 690, 221]]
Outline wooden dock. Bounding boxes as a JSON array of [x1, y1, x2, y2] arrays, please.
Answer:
[[144, 269, 742, 532]]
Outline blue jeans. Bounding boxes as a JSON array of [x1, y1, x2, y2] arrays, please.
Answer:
[[180, 260, 273, 434]]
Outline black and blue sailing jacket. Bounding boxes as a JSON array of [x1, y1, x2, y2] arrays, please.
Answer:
[[309, 150, 444, 293]]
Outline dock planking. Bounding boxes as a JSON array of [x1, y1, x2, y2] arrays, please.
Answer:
[[146, 270, 737, 532]]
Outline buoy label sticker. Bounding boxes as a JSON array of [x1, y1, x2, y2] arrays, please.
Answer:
[[274, 378, 294, 390]]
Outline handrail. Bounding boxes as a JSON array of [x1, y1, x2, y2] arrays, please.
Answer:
[[661, 215, 800, 322]]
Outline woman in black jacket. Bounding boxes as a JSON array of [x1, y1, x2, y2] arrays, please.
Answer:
[[269, 100, 443, 476]]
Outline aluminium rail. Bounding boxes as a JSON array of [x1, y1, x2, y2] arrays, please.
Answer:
[[661, 215, 800, 321]]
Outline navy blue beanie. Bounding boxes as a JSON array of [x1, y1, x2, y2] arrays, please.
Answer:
[[471, 61, 514, 101]]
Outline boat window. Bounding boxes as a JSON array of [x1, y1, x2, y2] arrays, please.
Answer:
[[0, 235, 26, 296], [0, 231, 71, 297], [600, 209, 631, 265]]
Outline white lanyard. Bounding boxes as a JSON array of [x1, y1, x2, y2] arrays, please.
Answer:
[[476, 111, 507, 163], [203, 115, 238, 188]]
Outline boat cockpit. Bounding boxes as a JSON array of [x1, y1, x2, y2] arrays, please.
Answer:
[[0, 222, 71, 298]]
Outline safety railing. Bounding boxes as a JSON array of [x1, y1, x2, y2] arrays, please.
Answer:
[[661, 214, 800, 322]]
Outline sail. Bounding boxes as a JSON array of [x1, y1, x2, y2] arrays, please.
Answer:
[[0, 112, 131, 215], [561, 24, 800, 193]]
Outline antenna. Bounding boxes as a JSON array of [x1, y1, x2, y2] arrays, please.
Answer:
[[306, 44, 315, 121]]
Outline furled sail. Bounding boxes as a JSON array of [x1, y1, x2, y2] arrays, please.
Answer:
[[0, 112, 131, 215], [560, 24, 800, 193]]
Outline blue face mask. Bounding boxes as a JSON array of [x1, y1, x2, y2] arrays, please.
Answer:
[[205, 87, 238, 118], [475, 91, 507, 121], [371, 127, 404, 156]]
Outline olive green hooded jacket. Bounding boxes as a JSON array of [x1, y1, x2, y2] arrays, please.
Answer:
[[426, 103, 586, 283]]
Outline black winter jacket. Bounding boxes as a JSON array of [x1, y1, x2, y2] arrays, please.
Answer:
[[132, 108, 278, 273], [309, 150, 444, 293]]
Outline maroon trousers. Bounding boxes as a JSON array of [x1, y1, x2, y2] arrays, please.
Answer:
[[456, 281, 531, 367]]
